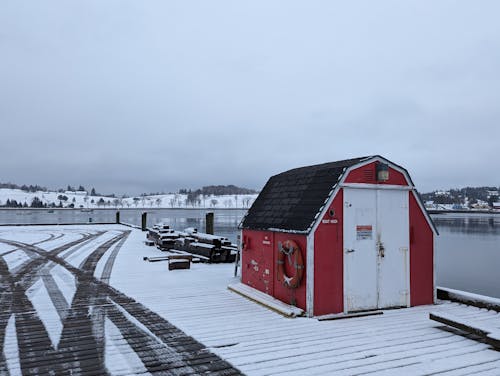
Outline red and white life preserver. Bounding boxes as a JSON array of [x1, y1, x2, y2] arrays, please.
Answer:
[[277, 240, 304, 289]]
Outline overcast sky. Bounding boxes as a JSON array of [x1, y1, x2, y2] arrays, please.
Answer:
[[1, 1, 499, 195]]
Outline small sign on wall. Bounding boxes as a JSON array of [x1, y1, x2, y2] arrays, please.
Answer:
[[356, 225, 373, 240], [321, 219, 338, 224]]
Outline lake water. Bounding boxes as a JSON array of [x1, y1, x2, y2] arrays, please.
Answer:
[[0, 208, 246, 243], [0, 209, 498, 298], [433, 213, 500, 298]]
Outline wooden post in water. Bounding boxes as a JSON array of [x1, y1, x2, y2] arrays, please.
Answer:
[[205, 212, 214, 235], [115, 211, 120, 224], [141, 212, 147, 231]]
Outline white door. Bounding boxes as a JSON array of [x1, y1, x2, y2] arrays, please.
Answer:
[[343, 188, 378, 311], [343, 188, 409, 312], [377, 189, 409, 308]]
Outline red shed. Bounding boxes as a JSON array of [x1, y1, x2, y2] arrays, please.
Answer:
[[239, 156, 437, 317]]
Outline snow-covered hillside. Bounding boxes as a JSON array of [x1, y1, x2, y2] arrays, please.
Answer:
[[121, 193, 257, 209], [0, 188, 257, 209]]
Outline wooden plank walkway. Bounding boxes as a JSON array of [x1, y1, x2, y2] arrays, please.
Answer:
[[430, 312, 500, 350], [1, 225, 500, 375], [110, 227, 500, 376], [0, 226, 240, 375]]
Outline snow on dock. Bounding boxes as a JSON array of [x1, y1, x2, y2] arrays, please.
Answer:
[[430, 311, 500, 351], [1, 224, 500, 375], [437, 287, 500, 312], [0, 225, 239, 375], [228, 282, 305, 318]]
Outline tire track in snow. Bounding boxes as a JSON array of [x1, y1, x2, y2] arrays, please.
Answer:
[[100, 234, 128, 283], [0, 233, 126, 375], [0, 231, 241, 375], [0, 257, 13, 376], [0, 232, 59, 257], [0, 233, 106, 375]]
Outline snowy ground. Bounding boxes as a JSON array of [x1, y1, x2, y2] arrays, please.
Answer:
[[1, 225, 500, 375], [0, 225, 238, 375]]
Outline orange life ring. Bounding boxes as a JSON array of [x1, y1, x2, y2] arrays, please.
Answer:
[[277, 240, 304, 289]]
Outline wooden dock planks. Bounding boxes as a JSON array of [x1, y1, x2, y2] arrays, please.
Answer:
[[2, 225, 500, 375], [0, 227, 242, 375], [430, 311, 500, 351], [112, 229, 500, 376]]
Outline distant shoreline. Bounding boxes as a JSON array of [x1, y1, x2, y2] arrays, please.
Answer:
[[427, 209, 499, 215], [0, 208, 498, 214], [0, 207, 249, 211]]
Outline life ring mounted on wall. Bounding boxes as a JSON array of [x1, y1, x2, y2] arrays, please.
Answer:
[[277, 240, 304, 289]]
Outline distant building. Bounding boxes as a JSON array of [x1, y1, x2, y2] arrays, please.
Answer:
[[487, 190, 499, 200], [424, 201, 435, 209], [493, 202, 500, 210], [65, 190, 87, 196], [435, 190, 450, 196], [471, 201, 490, 210]]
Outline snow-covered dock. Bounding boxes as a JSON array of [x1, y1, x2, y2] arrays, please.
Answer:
[[0, 225, 239, 375], [1, 225, 499, 375]]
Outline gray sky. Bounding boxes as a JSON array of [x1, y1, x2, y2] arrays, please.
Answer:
[[1, 1, 499, 195]]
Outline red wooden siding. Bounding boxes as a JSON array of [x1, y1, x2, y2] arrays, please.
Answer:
[[241, 230, 307, 311], [313, 190, 344, 315], [344, 162, 408, 186], [241, 230, 275, 296], [409, 193, 434, 306], [273, 232, 307, 311]]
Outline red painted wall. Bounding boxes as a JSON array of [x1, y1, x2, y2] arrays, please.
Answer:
[[273, 232, 307, 310], [241, 229, 307, 310], [409, 192, 434, 306], [313, 190, 344, 315], [344, 162, 408, 186], [241, 230, 275, 296]]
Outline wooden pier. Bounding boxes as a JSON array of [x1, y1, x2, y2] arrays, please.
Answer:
[[0, 226, 240, 375], [1, 224, 499, 375]]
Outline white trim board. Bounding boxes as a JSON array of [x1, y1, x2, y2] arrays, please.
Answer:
[[228, 282, 304, 318], [340, 183, 412, 190], [306, 232, 315, 317]]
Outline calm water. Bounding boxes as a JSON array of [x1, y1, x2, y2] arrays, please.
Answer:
[[0, 208, 246, 243], [433, 213, 500, 298], [0, 209, 498, 298]]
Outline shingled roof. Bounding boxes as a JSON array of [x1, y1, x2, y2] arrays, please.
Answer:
[[240, 156, 372, 233]]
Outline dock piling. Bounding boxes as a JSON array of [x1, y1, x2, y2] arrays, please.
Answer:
[[205, 212, 214, 235]]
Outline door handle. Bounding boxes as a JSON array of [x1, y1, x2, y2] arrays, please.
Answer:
[[377, 241, 385, 258], [346, 249, 356, 253]]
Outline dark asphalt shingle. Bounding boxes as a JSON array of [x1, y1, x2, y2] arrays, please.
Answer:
[[241, 156, 371, 233]]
